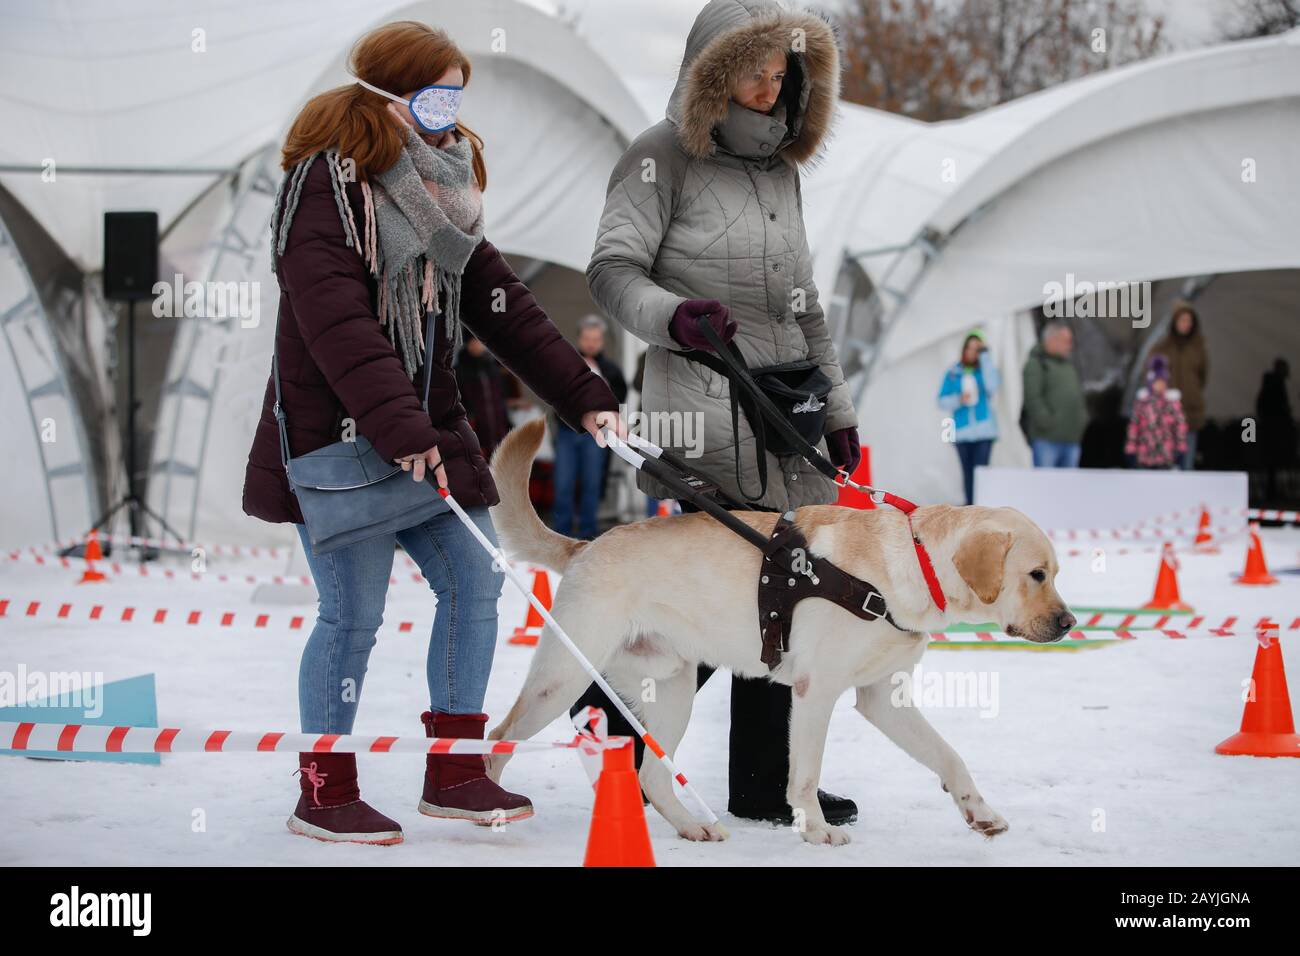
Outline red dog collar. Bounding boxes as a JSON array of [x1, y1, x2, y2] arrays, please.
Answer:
[[872, 489, 947, 613]]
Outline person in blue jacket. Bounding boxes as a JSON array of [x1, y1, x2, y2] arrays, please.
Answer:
[[938, 331, 1001, 504]]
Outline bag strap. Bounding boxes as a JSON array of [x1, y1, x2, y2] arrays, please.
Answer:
[[676, 344, 770, 502], [272, 309, 437, 471], [694, 316, 841, 484]]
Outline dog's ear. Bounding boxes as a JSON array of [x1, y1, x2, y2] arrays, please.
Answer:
[[953, 529, 1013, 605]]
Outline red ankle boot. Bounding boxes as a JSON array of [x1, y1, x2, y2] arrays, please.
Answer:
[[418, 711, 534, 825], [287, 752, 403, 845]]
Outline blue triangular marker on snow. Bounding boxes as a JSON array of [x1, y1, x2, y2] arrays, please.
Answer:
[[0, 672, 160, 766]]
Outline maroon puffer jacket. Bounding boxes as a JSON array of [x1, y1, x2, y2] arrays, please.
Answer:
[[242, 158, 618, 525]]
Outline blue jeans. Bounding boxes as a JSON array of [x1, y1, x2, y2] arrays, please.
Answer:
[[1179, 430, 1198, 470], [552, 426, 606, 539], [1031, 439, 1081, 468], [294, 505, 503, 734], [954, 439, 993, 504]]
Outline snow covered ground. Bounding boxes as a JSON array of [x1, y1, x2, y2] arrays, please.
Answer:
[[2, 523, 1299, 867]]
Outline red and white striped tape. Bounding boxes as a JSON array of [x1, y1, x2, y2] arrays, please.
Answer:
[[12, 533, 290, 561], [928, 620, 1297, 643], [1058, 543, 1213, 558], [1249, 509, 1300, 525], [1126, 505, 1204, 528], [928, 629, 1211, 643], [1048, 504, 1300, 537], [0, 720, 626, 757], [3, 551, 311, 586], [5, 595, 1297, 641], [1046, 524, 1245, 542], [0, 597, 387, 634], [1074, 613, 1300, 631], [0, 549, 432, 588], [10, 528, 554, 574]]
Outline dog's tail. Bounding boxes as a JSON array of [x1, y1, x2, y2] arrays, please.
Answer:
[[489, 419, 587, 574]]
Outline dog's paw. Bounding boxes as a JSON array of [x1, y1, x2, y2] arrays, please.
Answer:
[[677, 821, 729, 842], [971, 815, 1010, 838], [951, 790, 1008, 837], [799, 825, 851, 847], [957, 796, 1009, 838]]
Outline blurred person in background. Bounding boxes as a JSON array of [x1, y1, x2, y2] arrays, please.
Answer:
[[549, 315, 627, 539], [937, 330, 999, 503], [1022, 320, 1087, 468], [1256, 357, 1296, 500], [455, 335, 515, 458], [1150, 301, 1208, 470]]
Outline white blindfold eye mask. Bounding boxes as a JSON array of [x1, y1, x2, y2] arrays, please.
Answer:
[[354, 76, 462, 134]]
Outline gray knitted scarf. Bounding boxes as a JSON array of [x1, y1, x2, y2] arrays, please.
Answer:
[[270, 126, 484, 379]]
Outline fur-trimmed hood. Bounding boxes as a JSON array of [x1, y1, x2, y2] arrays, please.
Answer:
[[665, 0, 839, 166]]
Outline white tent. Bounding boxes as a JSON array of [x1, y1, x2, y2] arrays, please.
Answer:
[[799, 28, 1300, 503]]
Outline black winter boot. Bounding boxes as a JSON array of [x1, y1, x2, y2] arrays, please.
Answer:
[[725, 675, 858, 826]]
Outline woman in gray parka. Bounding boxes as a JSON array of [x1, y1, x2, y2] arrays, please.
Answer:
[[573, 0, 861, 827]]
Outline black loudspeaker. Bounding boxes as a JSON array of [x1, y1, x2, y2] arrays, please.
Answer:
[[103, 211, 159, 301]]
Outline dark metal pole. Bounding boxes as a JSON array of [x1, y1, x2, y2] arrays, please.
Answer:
[[126, 297, 139, 539]]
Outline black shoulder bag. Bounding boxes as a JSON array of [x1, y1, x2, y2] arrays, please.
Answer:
[[676, 316, 835, 501]]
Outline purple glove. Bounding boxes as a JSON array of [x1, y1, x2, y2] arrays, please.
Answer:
[[668, 299, 736, 352], [828, 426, 861, 474]]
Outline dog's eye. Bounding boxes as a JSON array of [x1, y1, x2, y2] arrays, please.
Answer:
[[1029, 569, 1046, 583]]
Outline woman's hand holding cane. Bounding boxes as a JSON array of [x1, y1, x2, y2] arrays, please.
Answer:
[[395, 445, 449, 489]]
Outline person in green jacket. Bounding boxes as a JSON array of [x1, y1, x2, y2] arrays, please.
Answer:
[[1022, 321, 1088, 467]]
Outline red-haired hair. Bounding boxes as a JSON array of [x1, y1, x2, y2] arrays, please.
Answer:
[[281, 20, 486, 189]]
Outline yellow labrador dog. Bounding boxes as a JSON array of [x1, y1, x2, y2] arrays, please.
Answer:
[[487, 421, 1073, 846]]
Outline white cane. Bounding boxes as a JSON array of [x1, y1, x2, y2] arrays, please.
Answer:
[[436, 487, 720, 827]]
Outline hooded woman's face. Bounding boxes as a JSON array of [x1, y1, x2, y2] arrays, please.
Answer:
[[731, 50, 787, 113]]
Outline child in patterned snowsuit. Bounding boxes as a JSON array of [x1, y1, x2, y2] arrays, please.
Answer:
[[1126, 354, 1188, 469]]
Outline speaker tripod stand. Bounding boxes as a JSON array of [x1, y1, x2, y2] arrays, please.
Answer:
[[61, 298, 186, 563]]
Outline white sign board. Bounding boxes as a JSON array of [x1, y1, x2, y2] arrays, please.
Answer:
[[973, 467, 1248, 530]]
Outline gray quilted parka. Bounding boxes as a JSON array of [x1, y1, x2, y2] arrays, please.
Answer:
[[587, 0, 856, 510]]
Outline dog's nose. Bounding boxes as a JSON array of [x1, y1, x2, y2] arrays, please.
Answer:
[[1057, 611, 1077, 635]]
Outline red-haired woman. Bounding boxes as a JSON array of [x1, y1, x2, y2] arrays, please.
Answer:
[[242, 21, 621, 845]]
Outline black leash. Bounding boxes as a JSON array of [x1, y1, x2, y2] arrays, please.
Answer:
[[691, 315, 842, 488]]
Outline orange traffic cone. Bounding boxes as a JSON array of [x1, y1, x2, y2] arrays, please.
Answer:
[[1141, 541, 1191, 610], [1215, 626, 1300, 758], [1193, 506, 1215, 549], [508, 567, 551, 646], [78, 529, 107, 584], [583, 740, 656, 867], [1234, 523, 1278, 586], [656, 498, 675, 517]]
